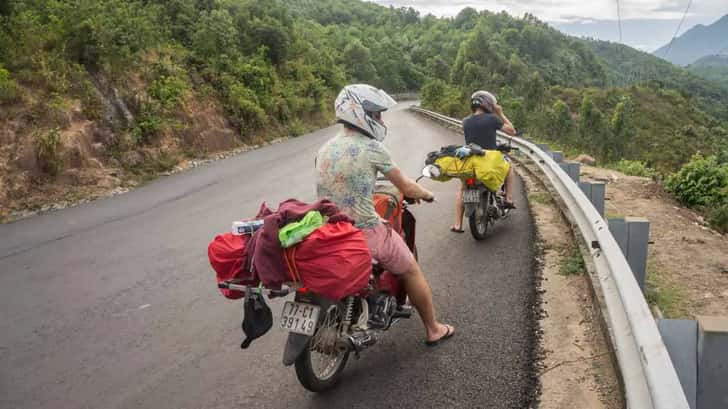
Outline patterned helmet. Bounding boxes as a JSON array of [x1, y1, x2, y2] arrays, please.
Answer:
[[335, 84, 397, 142]]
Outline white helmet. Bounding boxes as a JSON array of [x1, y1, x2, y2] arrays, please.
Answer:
[[471, 90, 497, 113], [334, 84, 397, 142]]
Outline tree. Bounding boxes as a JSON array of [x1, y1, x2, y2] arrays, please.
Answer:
[[547, 99, 574, 140], [342, 39, 377, 82], [608, 96, 633, 160], [579, 94, 608, 155], [191, 9, 238, 60]]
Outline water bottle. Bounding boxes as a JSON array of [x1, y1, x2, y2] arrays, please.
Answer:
[[232, 219, 264, 235]]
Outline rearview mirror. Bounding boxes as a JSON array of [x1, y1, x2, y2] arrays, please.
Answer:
[[421, 164, 441, 178]]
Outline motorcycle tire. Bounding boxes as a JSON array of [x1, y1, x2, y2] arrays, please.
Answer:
[[294, 305, 349, 392], [469, 191, 490, 240], [294, 344, 349, 392]]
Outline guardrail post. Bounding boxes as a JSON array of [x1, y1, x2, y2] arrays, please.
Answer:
[[552, 151, 564, 163], [559, 161, 580, 183], [579, 181, 605, 217], [658, 319, 698, 409], [697, 316, 728, 409], [607, 217, 650, 291]]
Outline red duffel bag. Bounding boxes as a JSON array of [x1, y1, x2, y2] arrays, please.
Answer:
[[284, 222, 372, 300], [208, 232, 251, 299]]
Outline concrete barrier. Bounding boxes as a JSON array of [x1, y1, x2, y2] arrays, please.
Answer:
[[608, 217, 650, 291], [658, 319, 698, 409], [552, 151, 564, 163], [579, 181, 606, 217], [559, 161, 580, 183], [697, 316, 728, 409]]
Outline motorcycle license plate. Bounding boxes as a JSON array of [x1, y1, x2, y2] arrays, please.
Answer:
[[464, 189, 481, 204], [280, 301, 320, 336]]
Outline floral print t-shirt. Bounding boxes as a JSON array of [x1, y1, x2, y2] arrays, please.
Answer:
[[316, 129, 396, 228]]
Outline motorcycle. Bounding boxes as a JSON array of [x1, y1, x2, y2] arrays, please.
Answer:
[[422, 143, 517, 240], [218, 182, 427, 392]]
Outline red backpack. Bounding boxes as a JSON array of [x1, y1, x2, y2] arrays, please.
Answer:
[[373, 191, 403, 233], [208, 233, 251, 299], [283, 222, 371, 300]]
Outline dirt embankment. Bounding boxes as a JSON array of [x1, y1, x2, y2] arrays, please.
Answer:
[[0, 66, 327, 223], [580, 166, 728, 318]]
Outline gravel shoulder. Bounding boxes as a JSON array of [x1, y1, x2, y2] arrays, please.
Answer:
[[516, 161, 622, 409]]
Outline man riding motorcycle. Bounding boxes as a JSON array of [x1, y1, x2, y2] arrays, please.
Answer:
[[316, 84, 454, 346], [451, 90, 517, 233]]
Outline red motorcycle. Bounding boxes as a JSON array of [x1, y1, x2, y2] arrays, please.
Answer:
[[219, 180, 425, 392]]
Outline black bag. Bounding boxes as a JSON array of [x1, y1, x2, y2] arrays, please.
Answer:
[[240, 290, 273, 349], [425, 144, 485, 165]]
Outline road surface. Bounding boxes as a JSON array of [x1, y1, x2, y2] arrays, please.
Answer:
[[0, 103, 538, 409]]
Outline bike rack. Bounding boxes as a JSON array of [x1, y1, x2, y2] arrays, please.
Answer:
[[411, 106, 690, 409]]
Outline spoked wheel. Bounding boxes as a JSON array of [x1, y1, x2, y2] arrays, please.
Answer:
[[295, 305, 349, 392], [469, 191, 490, 240]]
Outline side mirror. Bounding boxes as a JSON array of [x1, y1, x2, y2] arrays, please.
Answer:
[[421, 164, 441, 179]]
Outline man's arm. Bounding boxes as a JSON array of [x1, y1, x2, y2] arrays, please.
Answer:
[[384, 167, 433, 200], [494, 104, 516, 136]]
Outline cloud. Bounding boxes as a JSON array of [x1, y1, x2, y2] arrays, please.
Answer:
[[372, 0, 728, 22]]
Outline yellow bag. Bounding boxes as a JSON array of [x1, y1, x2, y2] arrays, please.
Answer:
[[433, 150, 510, 192]]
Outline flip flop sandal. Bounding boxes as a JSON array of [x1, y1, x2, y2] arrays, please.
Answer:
[[503, 201, 517, 210], [450, 226, 465, 233], [425, 325, 455, 346]]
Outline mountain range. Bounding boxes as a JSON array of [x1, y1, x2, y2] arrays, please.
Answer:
[[653, 14, 728, 66]]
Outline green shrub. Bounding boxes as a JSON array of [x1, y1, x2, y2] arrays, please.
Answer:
[[287, 119, 307, 137], [707, 204, 728, 233], [78, 79, 104, 120], [613, 159, 657, 178], [227, 83, 266, 131], [0, 65, 19, 103], [149, 74, 188, 109], [666, 154, 728, 208], [132, 102, 164, 144], [560, 245, 585, 276], [36, 127, 62, 175]]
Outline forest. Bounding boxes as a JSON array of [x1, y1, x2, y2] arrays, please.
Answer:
[[1, 0, 727, 229]]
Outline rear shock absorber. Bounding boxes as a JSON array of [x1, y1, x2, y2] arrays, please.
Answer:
[[342, 296, 355, 329]]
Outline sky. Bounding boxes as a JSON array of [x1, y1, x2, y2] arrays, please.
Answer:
[[373, 0, 728, 52]]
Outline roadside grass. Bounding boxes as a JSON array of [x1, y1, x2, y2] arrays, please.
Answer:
[[528, 191, 552, 205], [645, 269, 684, 318], [560, 245, 585, 276]]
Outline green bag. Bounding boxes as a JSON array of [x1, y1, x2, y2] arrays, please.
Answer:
[[278, 211, 324, 248]]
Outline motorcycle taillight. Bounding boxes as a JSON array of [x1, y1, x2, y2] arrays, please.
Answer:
[[466, 178, 475, 186]]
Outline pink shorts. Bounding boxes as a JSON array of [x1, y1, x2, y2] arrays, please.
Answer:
[[362, 223, 415, 275]]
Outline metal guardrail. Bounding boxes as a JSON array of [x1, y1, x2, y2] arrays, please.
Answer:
[[411, 106, 689, 409]]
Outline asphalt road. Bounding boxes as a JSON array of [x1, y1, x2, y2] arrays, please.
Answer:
[[0, 103, 537, 409]]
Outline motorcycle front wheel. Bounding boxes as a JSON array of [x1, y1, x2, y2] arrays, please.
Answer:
[[469, 191, 490, 240], [294, 305, 349, 392]]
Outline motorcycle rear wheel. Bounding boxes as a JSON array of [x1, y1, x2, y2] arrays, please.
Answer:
[[469, 191, 490, 240], [294, 305, 349, 392]]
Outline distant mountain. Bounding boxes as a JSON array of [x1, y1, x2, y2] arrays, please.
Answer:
[[653, 14, 728, 66], [688, 54, 728, 88], [586, 39, 728, 121]]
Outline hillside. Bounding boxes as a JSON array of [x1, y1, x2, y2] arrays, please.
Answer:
[[688, 54, 728, 88], [653, 14, 728, 66], [1, 0, 728, 220], [585, 39, 728, 122]]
